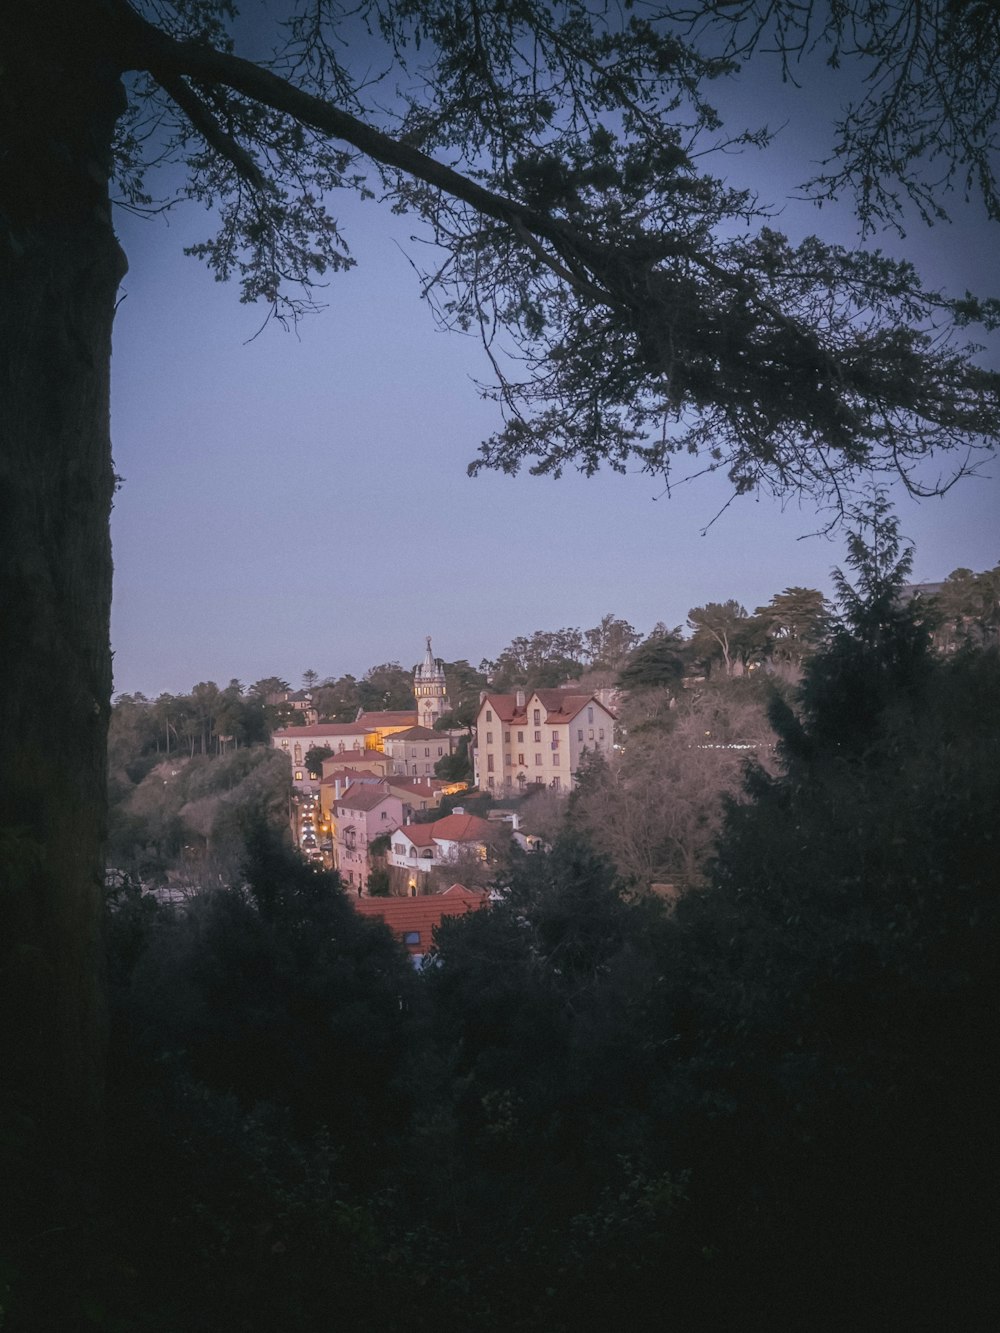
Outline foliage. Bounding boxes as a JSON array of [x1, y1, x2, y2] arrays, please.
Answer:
[[107, 744, 291, 885], [434, 735, 472, 783], [103, 3, 999, 506], [113, 826, 420, 1150], [930, 561, 1000, 651], [482, 627, 585, 691], [571, 678, 775, 889], [686, 599, 762, 677], [358, 662, 415, 712], [617, 625, 687, 691], [303, 743, 334, 776]]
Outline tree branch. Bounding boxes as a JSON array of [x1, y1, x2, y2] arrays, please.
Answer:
[[156, 71, 268, 193]]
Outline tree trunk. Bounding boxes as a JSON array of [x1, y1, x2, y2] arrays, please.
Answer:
[[0, 8, 127, 1227]]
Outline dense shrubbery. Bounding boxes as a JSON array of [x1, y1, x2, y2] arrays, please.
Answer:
[[6, 528, 996, 1330]]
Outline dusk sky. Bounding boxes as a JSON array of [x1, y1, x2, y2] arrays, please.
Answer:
[[108, 16, 999, 698]]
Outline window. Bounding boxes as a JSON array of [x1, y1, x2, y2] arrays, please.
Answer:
[[577, 729, 584, 742], [280, 739, 288, 749], [410, 747, 416, 757], [425, 764, 431, 773], [293, 744, 302, 762], [437, 747, 443, 756], [533, 709, 541, 725], [505, 753, 512, 765], [517, 753, 525, 766], [294, 771, 303, 780], [552, 777, 561, 791], [486, 709, 493, 722], [552, 752, 560, 765], [504, 731, 510, 743], [534, 730, 541, 742], [589, 730, 595, 741], [394, 843, 405, 855], [588, 707, 594, 724], [424, 747, 430, 757], [486, 732, 494, 744], [487, 776, 495, 788], [598, 728, 605, 741], [487, 754, 495, 772], [403, 931, 421, 946], [381, 811, 388, 820], [534, 754, 542, 766], [517, 730, 524, 743]]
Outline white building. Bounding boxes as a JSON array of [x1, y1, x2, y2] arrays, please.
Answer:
[[473, 687, 616, 793]]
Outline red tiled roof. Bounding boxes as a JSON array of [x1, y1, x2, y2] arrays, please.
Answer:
[[352, 889, 486, 953], [320, 768, 382, 786], [431, 812, 496, 843], [273, 723, 373, 739], [386, 725, 440, 741], [393, 823, 437, 848], [479, 688, 615, 726], [327, 748, 391, 766], [357, 710, 419, 728], [335, 783, 396, 813]]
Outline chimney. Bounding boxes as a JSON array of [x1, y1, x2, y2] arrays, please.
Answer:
[[515, 689, 525, 709], [452, 806, 465, 816]]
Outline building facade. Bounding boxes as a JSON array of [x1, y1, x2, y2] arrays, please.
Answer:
[[473, 688, 616, 793]]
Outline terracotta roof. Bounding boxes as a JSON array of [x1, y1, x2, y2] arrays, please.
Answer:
[[386, 725, 441, 741], [273, 723, 372, 739], [431, 812, 496, 844], [327, 748, 391, 766], [320, 768, 383, 786], [478, 688, 614, 726], [335, 784, 397, 813], [357, 710, 419, 728], [352, 889, 486, 953], [393, 823, 437, 848]]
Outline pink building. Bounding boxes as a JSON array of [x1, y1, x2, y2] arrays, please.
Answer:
[[334, 783, 403, 892]]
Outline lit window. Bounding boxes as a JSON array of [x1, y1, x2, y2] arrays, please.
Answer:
[[295, 771, 303, 780]]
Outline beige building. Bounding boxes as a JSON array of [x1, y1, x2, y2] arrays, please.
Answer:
[[383, 724, 456, 776], [473, 688, 616, 793], [272, 721, 375, 787]]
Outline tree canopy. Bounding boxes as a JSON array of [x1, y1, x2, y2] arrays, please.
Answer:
[[97, 0, 999, 504]]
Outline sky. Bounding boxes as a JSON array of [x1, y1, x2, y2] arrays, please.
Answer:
[[108, 11, 999, 698]]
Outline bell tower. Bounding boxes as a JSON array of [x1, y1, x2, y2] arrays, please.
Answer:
[[413, 636, 449, 729]]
